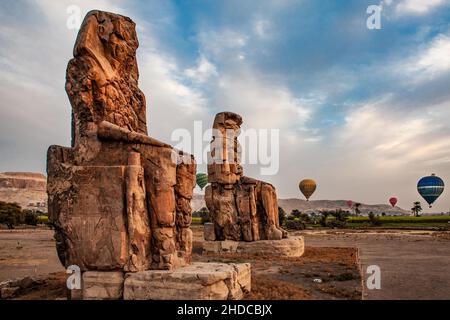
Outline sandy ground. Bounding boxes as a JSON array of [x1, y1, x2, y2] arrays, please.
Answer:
[[296, 229, 450, 300], [0, 229, 63, 282], [191, 226, 361, 300], [1, 227, 449, 299], [1, 227, 361, 300]]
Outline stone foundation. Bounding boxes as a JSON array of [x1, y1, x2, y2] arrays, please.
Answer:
[[203, 237, 305, 257], [124, 262, 250, 300], [82, 271, 124, 300], [73, 263, 250, 300]]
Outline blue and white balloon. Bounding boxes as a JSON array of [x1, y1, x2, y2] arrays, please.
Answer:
[[417, 174, 445, 208]]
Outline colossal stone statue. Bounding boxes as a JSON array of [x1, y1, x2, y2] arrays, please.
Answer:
[[205, 112, 287, 242], [47, 10, 196, 272]]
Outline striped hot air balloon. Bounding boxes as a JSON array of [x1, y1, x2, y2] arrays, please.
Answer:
[[196, 173, 208, 190], [299, 179, 316, 201], [417, 174, 445, 208]]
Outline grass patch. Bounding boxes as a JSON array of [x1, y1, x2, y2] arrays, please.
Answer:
[[305, 215, 450, 229], [192, 217, 202, 224]]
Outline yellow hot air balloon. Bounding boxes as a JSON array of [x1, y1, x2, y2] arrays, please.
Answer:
[[299, 179, 316, 201]]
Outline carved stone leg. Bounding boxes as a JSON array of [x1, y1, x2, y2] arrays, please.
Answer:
[[174, 154, 196, 265], [140, 146, 177, 270], [236, 184, 256, 242], [125, 152, 151, 272], [215, 186, 240, 241], [260, 183, 283, 240]]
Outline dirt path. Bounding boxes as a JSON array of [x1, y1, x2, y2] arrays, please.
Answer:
[[298, 230, 450, 300], [2, 227, 449, 300], [0, 229, 64, 282], [1, 228, 362, 300]]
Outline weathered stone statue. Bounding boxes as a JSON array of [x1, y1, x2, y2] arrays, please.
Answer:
[[204, 112, 287, 242], [47, 10, 196, 273], [47, 10, 252, 300]]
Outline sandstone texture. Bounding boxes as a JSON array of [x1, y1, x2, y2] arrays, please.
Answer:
[[203, 222, 216, 241], [0, 276, 43, 299], [203, 237, 305, 257], [205, 112, 287, 242], [123, 262, 251, 300], [82, 271, 124, 300], [47, 10, 196, 272]]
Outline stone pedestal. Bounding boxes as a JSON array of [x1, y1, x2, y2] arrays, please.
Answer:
[[82, 271, 124, 300], [124, 262, 251, 300], [203, 237, 305, 257], [71, 263, 250, 300]]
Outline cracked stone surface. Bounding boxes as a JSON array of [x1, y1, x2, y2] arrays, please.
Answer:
[[123, 262, 251, 300], [203, 237, 305, 257], [47, 10, 196, 272], [82, 271, 124, 300], [205, 112, 287, 242]]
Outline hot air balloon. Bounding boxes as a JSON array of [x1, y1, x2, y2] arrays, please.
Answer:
[[347, 200, 353, 208], [417, 174, 445, 208], [196, 173, 208, 190], [299, 179, 316, 201], [389, 197, 397, 208]]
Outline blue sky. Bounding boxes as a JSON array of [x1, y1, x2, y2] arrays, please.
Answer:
[[1, 0, 450, 212]]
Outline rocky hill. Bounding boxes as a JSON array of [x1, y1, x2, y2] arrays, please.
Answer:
[[0, 172, 47, 211], [0, 172, 410, 216], [277, 199, 409, 216], [191, 193, 409, 216]]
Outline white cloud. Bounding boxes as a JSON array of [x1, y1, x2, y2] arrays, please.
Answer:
[[387, 33, 450, 84], [184, 55, 218, 84], [198, 29, 247, 60], [214, 70, 312, 132], [0, 0, 211, 172], [412, 34, 450, 75], [138, 46, 209, 137], [253, 19, 271, 39], [395, 0, 449, 16], [338, 96, 450, 168]]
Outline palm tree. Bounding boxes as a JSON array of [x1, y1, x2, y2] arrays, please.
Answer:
[[411, 201, 422, 217], [354, 203, 361, 216]]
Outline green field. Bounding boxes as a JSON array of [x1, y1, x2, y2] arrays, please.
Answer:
[[192, 217, 202, 224], [191, 215, 450, 229], [330, 215, 450, 229]]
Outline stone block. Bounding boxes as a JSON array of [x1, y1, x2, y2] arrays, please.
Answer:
[[124, 262, 251, 300], [204, 223, 216, 241], [82, 271, 124, 300], [1, 287, 20, 299], [203, 236, 305, 257], [48, 164, 129, 271]]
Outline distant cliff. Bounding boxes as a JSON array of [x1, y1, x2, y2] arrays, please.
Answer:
[[277, 199, 409, 216], [0, 172, 47, 211], [0, 173, 410, 216]]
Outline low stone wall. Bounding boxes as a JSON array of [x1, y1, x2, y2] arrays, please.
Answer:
[[203, 237, 305, 257], [72, 262, 250, 300], [0, 276, 43, 299]]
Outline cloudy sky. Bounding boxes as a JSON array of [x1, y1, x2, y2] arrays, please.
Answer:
[[1, 0, 450, 212]]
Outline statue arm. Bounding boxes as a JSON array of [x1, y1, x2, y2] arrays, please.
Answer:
[[97, 121, 172, 148]]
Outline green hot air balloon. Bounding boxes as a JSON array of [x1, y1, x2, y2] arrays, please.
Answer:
[[196, 173, 208, 190]]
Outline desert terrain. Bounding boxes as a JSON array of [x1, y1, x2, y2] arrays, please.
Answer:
[[1, 226, 449, 300]]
